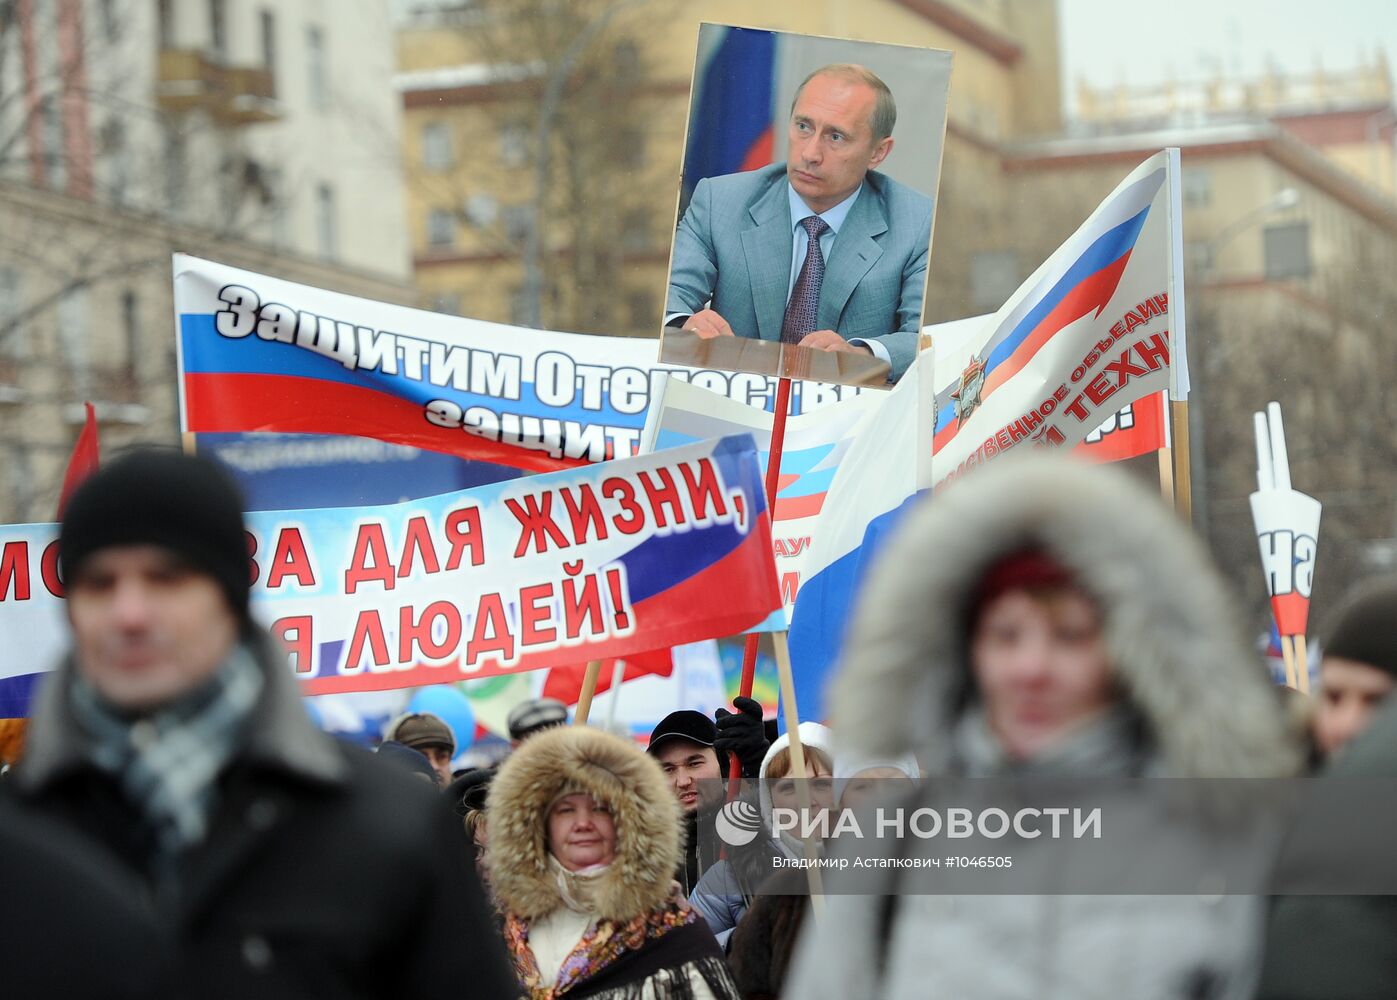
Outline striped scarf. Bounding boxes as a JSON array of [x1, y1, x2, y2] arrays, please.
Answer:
[[69, 645, 264, 863]]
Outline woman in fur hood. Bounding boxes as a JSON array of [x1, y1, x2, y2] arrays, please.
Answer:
[[783, 454, 1303, 1000], [487, 724, 741, 1000]]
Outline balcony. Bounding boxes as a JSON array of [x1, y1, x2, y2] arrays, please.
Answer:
[[156, 49, 281, 125]]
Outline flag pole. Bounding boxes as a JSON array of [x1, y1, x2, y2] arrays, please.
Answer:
[[728, 376, 794, 793], [1162, 149, 1194, 524], [773, 628, 825, 914], [1293, 634, 1311, 694], [1170, 402, 1193, 521], [572, 660, 604, 725], [604, 658, 626, 730], [1279, 634, 1300, 690]]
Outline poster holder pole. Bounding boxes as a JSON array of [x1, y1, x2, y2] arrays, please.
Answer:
[[728, 376, 794, 794], [572, 660, 605, 725]]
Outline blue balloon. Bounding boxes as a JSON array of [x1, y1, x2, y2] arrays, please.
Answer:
[[407, 685, 476, 755]]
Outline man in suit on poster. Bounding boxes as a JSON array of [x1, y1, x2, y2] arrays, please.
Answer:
[[666, 63, 934, 382]]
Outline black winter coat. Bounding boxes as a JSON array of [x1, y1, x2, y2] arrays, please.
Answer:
[[9, 633, 519, 1000]]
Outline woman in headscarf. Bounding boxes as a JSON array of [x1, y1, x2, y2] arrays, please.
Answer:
[[688, 723, 832, 950], [487, 724, 741, 1000], [783, 454, 1302, 1000]]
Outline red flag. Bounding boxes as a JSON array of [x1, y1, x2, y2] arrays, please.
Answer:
[[542, 649, 675, 705], [56, 402, 100, 518]]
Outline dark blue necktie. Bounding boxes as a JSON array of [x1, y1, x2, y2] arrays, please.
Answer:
[[782, 216, 830, 345]]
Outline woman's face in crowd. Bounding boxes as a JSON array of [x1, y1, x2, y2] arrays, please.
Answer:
[[1314, 656, 1395, 757], [972, 587, 1116, 761], [840, 766, 913, 811], [547, 793, 617, 872], [770, 757, 835, 819]]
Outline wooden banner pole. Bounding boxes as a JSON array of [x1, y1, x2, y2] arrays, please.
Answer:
[[1170, 400, 1193, 522], [1279, 636, 1299, 690], [572, 659, 604, 725], [1293, 634, 1312, 695], [773, 629, 824, 913]]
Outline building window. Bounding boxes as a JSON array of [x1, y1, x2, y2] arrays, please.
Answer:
[[157, 0, 174, 48], [502, 204, 534, 246], [100, 0, 121, 41], [0, 268, 26, 361], [430, 293, 461, 315], [209, 0, 227, 61], [422, 122, 452, 171], [614, 41, 640, 81], [58, 289, 90, 393], [121, 290, 139, 383], [307, 26, 327, 110], [1184, 241, 1214, 275], [616, 125, 645, 169], [626, 289, 655, 331], [427, 208, 455, 247], [1182, 167, 1211, 208], [1264, 222, 1311, 281], [41, 97, 65, 191], [101, 117, 130, 206], [260, 9, 277, 79], [500, 122, 529, 167], [464, 193, 498, 228], [620, 209, 650, 251], [163, 125, 187, 212], [316, 182, 337, 259], [969, 249, 1020, 313], [510, 286, 532, 327]]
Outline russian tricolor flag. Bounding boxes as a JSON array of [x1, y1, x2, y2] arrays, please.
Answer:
[[682, 27, 777, 200]]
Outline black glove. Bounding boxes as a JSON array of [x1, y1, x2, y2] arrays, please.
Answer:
[[715, 696, 769, 779]]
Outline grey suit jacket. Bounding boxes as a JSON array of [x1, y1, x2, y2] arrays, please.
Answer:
[[666, 163, 933, 380]]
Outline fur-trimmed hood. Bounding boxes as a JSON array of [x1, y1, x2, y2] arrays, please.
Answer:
[[486, 725, 682, 922], [832, 453, 1300, 779]]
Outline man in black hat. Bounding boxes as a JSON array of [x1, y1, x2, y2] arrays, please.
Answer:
[[1312, 577, 1397, 759], [647, 699, 769, 894], [9, 448, 516, 999]]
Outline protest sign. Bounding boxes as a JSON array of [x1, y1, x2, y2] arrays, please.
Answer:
[[174, 255, 869, 472], [1250, 402, 1321, 690], [643, 373, 883, 611], [927, 151, 1178, 486], [0, 435, 782, 713], [659, 25, 952, 386]]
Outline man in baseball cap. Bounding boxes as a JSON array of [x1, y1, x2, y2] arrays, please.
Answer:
[[647, 701, 770, 894]]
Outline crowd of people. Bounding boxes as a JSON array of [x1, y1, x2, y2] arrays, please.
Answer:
[[2, 446, 1397, 999]]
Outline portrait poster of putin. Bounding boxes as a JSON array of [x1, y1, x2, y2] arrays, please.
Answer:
[[661, 26, 952, 385]]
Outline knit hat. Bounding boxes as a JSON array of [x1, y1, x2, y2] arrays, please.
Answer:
[[506, 697, 569, 741], [1324, 577, 1397, 679], [973, 549, 1075, 609], [386, 712, 456, 755], [60, 448, 251, 622]]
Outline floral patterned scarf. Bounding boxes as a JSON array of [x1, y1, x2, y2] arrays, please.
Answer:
[[505, 899, 701, 999]]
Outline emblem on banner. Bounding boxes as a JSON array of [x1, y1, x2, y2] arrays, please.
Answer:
[[951, 354, 987, 426]]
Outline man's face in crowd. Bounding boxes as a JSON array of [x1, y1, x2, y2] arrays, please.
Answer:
[[1314, 656, 1395, 757], [419, 744, 454, 786], [66, 545, 239, 711], [653, 739, 722, 815], [786, 72, 893, 215]]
